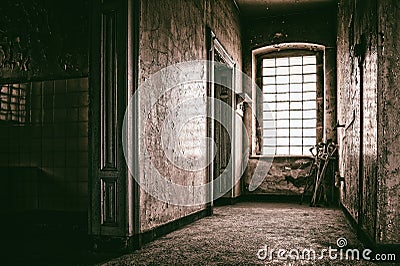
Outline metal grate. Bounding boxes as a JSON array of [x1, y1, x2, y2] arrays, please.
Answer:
[[262, 55, 317, 155], [0, 84, 27, 124]]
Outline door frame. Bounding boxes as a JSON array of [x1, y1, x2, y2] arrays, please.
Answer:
[[89, 0, 140, 247], [206, 29, 237, 206]]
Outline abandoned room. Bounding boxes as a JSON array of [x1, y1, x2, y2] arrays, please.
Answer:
[[0, 0, 399, 264]]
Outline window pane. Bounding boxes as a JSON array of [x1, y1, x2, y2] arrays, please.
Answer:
[[290, 119, 302, 128], [290, 93, 302, 101], [276, 101, 289, 111], [276, 146, 289, 155], [264, 102, 275, 111], [263, 67, 275, 76], [290, 110, 302, 119], [264, 146, 276, 155], [263, 84, 275, 92], [265, 112, 276, 120], [276, 57, 289, 66], [303, 110, 316, 119], [277, 111, 290, 119], [277, 128, 290, 137], [290, 83, 302, 92], [303, 100, 316, 110], [263, 145, 275, 151], [264, 120, 275, 129], [290, 57, 302, 65], [303, 56, 316, 65], [289, 137, 302, 146], [303, 128, 316, 137], [304, 119, 316, 126], [303, 64, 316, 74], [263, 76, 275, 84], [291, 102, 302, 110], [303, 83, 316, 91], [276, 66, 289, 75], [263, 94, 272, 102], [291, 128, 302, 137], [304, 74, 317, 83], [264, 129, 276, 138], [277, 138, 289, 146], [290, 65, 302, 74], [264, 138, 276, 146], [277, 93, 289, 102], [303, 91, 316, 101], [263, 58, 275, 67], [276, 119, 289, 128], [290, 75, 303, 83], [276, 84, 289, 93], [276, 76, 289, 84]]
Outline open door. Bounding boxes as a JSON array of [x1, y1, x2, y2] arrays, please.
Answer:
[[89, 0, 139, 247], [208, 33, 237, 203]]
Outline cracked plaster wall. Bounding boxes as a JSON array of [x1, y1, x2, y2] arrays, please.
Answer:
[[337, 0, 399, 244], [0, 0, 89, 82], [138, 0, 242, 232]]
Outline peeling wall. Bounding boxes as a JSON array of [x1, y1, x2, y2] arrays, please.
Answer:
[[0, 0, 89, 82], [242, 9, 337, 195], [243, 157, 313, 195], [337, 0, 366, 228], [138, 0, 242, 232], [377, 0, 400, 245], [337, 0, 399, 245], [337, 0, 380, 239]]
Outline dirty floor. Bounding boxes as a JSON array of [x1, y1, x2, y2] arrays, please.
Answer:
[[101, 202, 396, 266]]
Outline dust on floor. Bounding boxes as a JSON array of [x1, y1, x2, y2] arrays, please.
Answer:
[[101, 202, 396, 266]]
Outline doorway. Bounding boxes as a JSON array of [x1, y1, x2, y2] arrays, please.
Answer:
[[207, 31, 237, 204]]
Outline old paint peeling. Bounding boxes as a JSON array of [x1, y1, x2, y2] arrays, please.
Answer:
[[338, 0, 399, 245], [138, 0, 242, 232], [0, 0, 89, 82]]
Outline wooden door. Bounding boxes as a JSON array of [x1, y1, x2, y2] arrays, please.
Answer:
[[212, 41, 236, 200]]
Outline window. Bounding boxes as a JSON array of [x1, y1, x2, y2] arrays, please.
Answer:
[[262, 54, 317, 155], [0, 84, 28, 123]]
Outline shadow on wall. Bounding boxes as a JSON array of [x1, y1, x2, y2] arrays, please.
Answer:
[[0, 78, 89, 214]]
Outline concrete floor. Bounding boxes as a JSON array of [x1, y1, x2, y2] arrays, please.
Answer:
[[101, 202, 394, 266]]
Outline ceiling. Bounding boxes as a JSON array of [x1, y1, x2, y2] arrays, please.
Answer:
[[234, 0, 337, 17]]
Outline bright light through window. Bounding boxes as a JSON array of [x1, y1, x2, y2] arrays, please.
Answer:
[[262, 55, 317, 155]]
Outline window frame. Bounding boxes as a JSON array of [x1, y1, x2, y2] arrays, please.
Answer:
[[253, 46, 325, 157], [0, 83, 30, 125]]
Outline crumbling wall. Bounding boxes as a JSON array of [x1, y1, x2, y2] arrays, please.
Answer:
[[207, 0, 242, 68], [242, 9, 337, 195], [338, 0, 399, 245], [377, 0, 400, 245], [337, 0, 379, 239], [138, 0, 242, 232], [0, 0, 89, 82], [337, 0, 364, 228]]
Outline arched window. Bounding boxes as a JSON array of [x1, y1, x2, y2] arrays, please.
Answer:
[[253, 43, 324, 156]]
